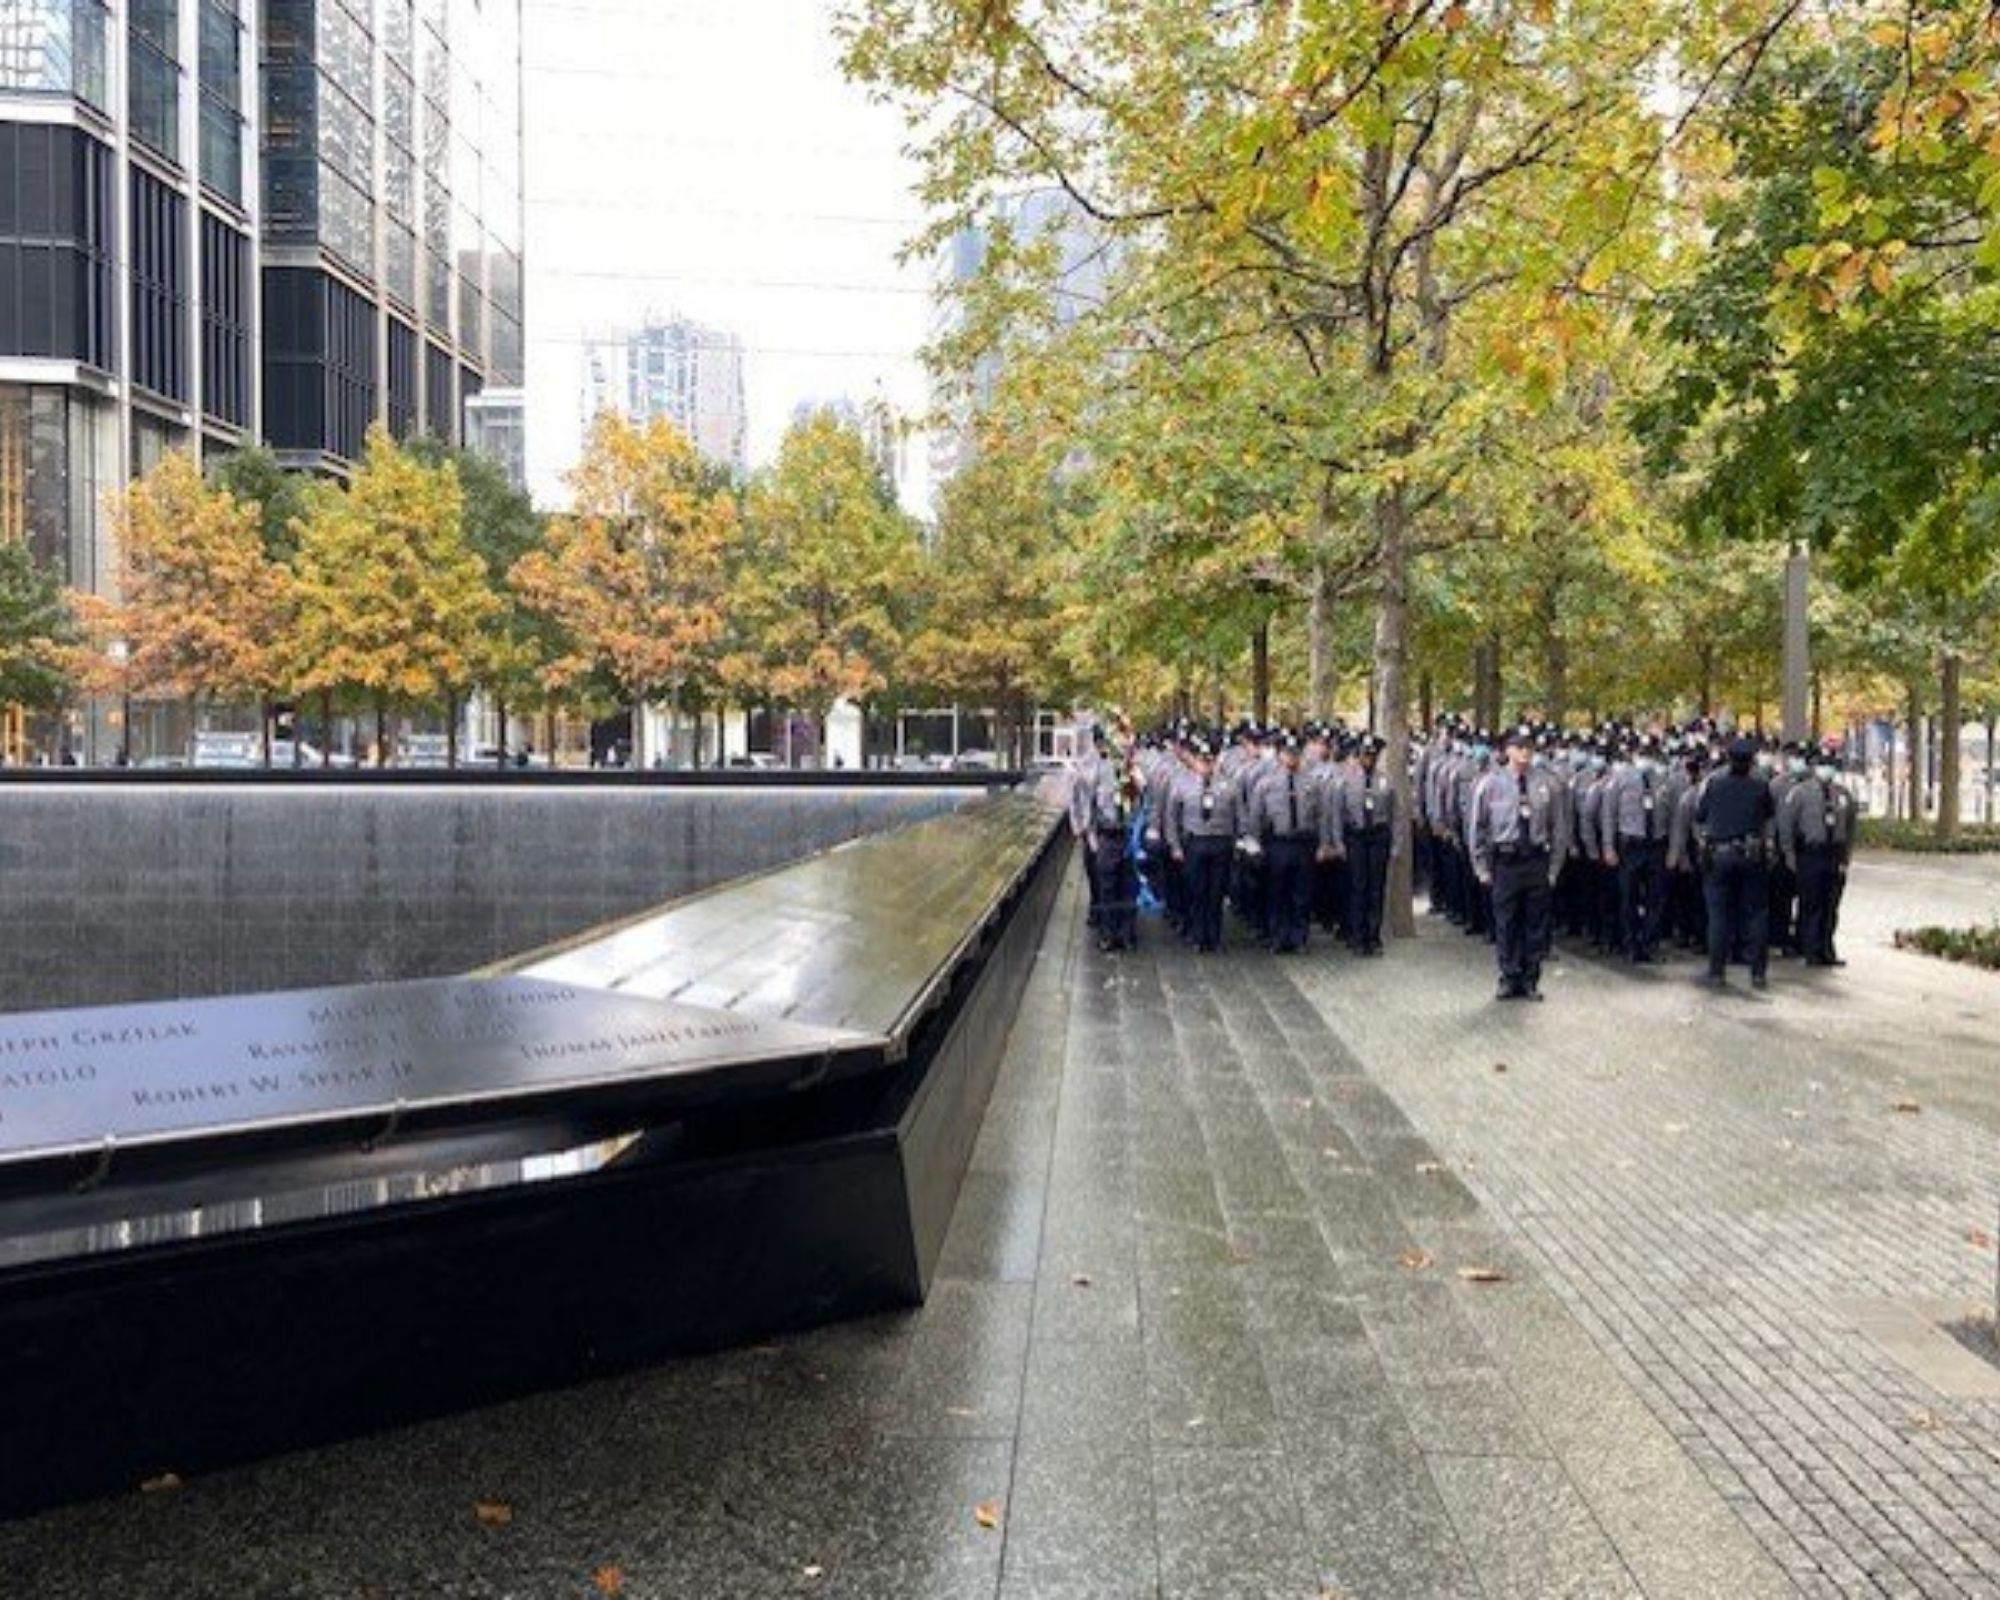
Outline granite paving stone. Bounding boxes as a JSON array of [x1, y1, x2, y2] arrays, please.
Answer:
[[14, 853, 1996, 1595]]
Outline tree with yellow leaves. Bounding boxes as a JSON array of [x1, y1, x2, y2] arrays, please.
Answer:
[[728, 411, 921, 761], [288, 427, 497, 766], [907, 407, 1081, 766], [76, 450, 291, 760], [510, 413, 739, 768]]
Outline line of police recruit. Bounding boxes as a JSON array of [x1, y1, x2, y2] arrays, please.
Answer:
[[1068, 717, 1859, 1002]]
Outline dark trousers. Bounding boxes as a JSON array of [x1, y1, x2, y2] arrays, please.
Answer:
[[1459, 837, 1492, 937], [1704, 849, 1770, 978], [1185, 836, 1233, 952], [1769, 860, 1798, 953], [1346, 826, 1392, 951], [1592, 860, 1620, 948], [1092, 833, 1139, 948], [1158, 836, 1189, 932], [1234, 850, 1269, 941], [1431, 833, 1461, 921], [1669, 866, 1706, 948], [1267, 837, 1316, 952], [1555, 854, 1590, 937], [1616, 836, 1667, 959], [1080, 832, 1104, 927], [1795, 847, 1846, 963], [1493, 851, 1553, 990]]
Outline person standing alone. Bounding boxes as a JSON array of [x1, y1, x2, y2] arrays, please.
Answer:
[[1469, 728, 1572, 1001]]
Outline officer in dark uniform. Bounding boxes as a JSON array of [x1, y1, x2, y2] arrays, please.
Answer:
[[1082, 740, 1144, 952], [1780, 745, 1858, 968], [1336, 734, 1398, 956], [1695, 737, 1777, 991], [1247, 732, 1329, 954], [1166, 740, 1242, 954], [1469, 727, 1572, 1000]]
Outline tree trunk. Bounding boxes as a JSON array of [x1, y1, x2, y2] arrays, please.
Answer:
[[1251, 617, 1271, 725], [1543, 620, 1568, 727], [374, 697, 388, 768], [319, 691, 333, 767], [1418, 671, 1434, 735], [1374, 480, 1416, 939], [1484, 634, 1503, 730], [1307, 487, 1337, 716], [1696, 642, 1715, 720], [260, 698, 273, 769], [445, 692, 459, 770], [1906, 683, 1923, 823], [1939, 653, 1961, 840], [545, 708, 557, 768], [1810, 668, 1823, 743], [1986, 713, 1997, 826], [494, 697, 508, 767]]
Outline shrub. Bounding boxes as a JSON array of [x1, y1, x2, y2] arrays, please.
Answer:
[[1858, 819, 2000, 855], [1893, 925, 2000, 971]]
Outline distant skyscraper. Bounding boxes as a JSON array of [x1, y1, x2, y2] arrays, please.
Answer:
[[583, 316, 747, 474], [930, 189, 1110, 483]]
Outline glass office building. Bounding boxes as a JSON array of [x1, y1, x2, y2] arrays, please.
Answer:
[[0, 0, 524, 758]]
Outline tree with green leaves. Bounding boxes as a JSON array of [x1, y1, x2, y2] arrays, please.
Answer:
[[729, 411, 922, 759], [0, 540, 75, 727], [409, 439, 556, 766], [1641, 19, 1999, 835], [840, 0, 1791, 927], [909, 404, 1083, 764]]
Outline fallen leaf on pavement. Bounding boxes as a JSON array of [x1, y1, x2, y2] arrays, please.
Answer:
[[1969, 1230, 1993, 1250], [1892, 1101, 1922, 1114], [1457, 1267, 1508, 1284], [1070, 1273, 1094, 1288], [974, 1500, 1003, 1531], [1399, 1248, 1434, 1271], [1492, 1062, 1509, 1075], [592, 1567, 625, 1596], [1910, 1410, 1949, 1433], [139, 1473, 183, 1495], [474, 1502, 514, 1528]]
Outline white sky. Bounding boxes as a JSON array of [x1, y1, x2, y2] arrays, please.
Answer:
[[520, 0, 939, 515]]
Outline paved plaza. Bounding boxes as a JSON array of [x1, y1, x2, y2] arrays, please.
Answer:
[[3, 852, 1998, 1598]]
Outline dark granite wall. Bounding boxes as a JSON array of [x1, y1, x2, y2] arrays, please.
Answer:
[[0, 784, 981, 1013]]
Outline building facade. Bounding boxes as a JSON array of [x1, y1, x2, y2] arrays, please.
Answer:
[[0, 0, 525, 759], [582, 314, 746, 476], [929, 188, 1107, 486]]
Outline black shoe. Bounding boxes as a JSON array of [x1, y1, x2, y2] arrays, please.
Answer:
[[1701, 972, 1727, 991], [1496, 980, 1520, 1001], [1751, 971, 1769, 991]]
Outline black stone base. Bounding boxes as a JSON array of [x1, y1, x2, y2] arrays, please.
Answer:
[[0, 834, 1069, 1520]]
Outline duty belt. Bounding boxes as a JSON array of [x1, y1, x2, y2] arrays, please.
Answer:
[[1496, 844, 1549, 862]]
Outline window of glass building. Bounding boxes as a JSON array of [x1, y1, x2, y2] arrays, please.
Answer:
[[0, 0, 109, 109], [197, 0, 244, 205], [0, 383, 113, 586], [128, 0, 181, 164]]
